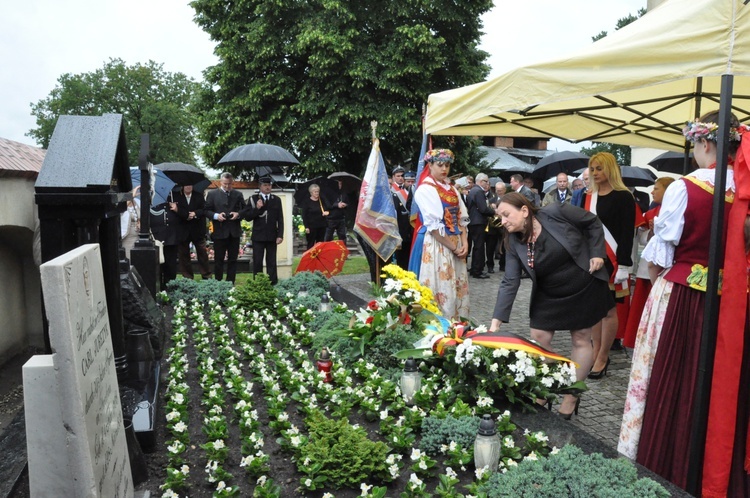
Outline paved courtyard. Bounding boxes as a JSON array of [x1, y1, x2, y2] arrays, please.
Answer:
[[334, 270, 631, 451]]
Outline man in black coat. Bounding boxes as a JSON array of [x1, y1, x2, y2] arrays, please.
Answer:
[[467, 173, 495, 278], [204, 172, 247, 283], [173, 184, 211, 279], [152, 193, 185, 287], [245, 177, 285, 285], [324, 180, 349, 242], [391, 166, 413, 269]]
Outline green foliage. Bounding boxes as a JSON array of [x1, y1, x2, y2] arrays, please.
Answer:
[[580, 142, 631, 166], [309, 309, 353, 336], [311, 314, 363, 366], [233, 273, 278, 312], [165, 278, 233, 304], [419, 415, 481, 456], [190, 0, 493, 178], [299, 410, 391, 489], [479, 445, 669, 498], [276, 271, 330, 297], [363, 325, 423, 375], [29, 58, 199, 164]]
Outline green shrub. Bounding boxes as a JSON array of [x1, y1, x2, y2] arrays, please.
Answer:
[[232, 273, 278, 312], [165, 278, 233, 304], [311, 314, 362, 366], [299, 410, 391, 489], [308, 310, 350, 334], [479, 445, 669, 497], [364, 325, 423, 374], [419, 415, 481, 456], [276, 271, 329, 298]]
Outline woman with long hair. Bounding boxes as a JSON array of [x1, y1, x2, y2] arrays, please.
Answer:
[[618, 110, 749, 495], [582, 152, 636, 379], [410, 149, 470, 320], [490, 192, 614, 418]]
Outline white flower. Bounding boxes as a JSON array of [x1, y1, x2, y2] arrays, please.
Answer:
[[477, 396, 493, 408], [525, 451, 539, 461], [240, 455, 255, 467], [410, 448, 423, 460], [475, 466, 488, 479], [550, 446, 560, 455], [161, 489, 179, 498], [166, 410, 181, 421], [173, 421, 187, 433], [360, 482, 373, 495], [322, 494, 334, 498], [180, 464, 190, 475], [291, 435, 302, 447], [304, 478, 313, 487], [216, 481, 226, 492], [212, 440, 225, 450], [474, 324, 488, 333], [445, 466, 458, 479], [418, 460, 428, 470], [257, 476, 267, 486], [379, 408, 389, 420], [408, 473, 423, 487]]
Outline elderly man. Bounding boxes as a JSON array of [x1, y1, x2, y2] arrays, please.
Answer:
[[466, 173, 495, 278], [572, 168, 591, 207], [204, 172, 247, 283], [542, 172, 573, 206], [572, 178, 584, 191]]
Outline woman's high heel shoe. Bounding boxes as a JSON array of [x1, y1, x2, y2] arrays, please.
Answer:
[[535, 399, 552, 411], [558, 397, 581, 420], [588, 357, 611, 380]]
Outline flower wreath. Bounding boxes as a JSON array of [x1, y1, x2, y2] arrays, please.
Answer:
[[683, 120, 750, 143], [423, 149, 455, 164]]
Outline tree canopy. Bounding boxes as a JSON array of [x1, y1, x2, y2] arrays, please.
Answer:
[[29, 58, 199, 165], [191, 0, 492, 179]]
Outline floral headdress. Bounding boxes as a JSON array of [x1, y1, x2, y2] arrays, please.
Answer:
[[423, 149, 455, 164], [683, 120, 750, 143]]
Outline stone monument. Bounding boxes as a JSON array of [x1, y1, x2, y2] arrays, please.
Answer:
[[24, 244, 133, 497]]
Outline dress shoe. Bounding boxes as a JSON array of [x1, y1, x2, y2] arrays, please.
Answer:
[[472, 273, 490, 279], [588, 358, 611, 380], [558, 397, 581, 420], [610, 339, 624, 351], [487, 268, 495, 274]]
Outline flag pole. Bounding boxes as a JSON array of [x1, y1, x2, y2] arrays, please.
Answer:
[[370, 120, 381, 287]]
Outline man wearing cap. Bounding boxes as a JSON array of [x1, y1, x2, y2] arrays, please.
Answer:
[[245, 176, 285, 285], [204, 172, 247, 283], [391, 166, 413, 269], [404, 171, 416, 191]]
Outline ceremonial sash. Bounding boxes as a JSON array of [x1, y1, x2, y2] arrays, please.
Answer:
[[585, 191, 629, 297]]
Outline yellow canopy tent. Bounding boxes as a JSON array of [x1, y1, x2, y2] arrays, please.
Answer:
[[425, 0, 750, 151]]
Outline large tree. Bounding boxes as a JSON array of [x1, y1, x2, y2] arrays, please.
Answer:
[[29, 58, 199, 165], [191, 0, 492, 179]]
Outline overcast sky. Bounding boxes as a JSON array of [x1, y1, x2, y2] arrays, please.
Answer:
[[0, 0, 644, 152]]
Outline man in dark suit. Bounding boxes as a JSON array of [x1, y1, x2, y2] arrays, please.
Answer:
[[204, 172, 247, 283], [467, 173, 495, 278], [324, 180, 349, 242], [153, 195, 184, 287], [391, 166, 413, 269], [510, 174, 537, 206], [246, 176, 285, 285], [173, 184, 211, 279]]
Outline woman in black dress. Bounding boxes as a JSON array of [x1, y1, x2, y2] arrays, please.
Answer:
[[490, 192, 614, 418], [299, 184, 328, 249]]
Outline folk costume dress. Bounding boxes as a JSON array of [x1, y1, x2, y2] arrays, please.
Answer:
[[411, 176, 470, 320], [618, 167, 736, 491]]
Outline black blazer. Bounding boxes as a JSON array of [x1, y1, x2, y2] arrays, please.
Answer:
[[150, 201, 184, 245], [174, 191, 208, 241], [246, 193, 284, 241], [204, 188, 247, 239], [299, 196, 327, 229], [467, 185, 495, 226], [492, 202, 609, 322]]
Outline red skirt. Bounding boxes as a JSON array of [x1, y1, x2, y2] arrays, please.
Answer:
[[623, 278, 651, 348]]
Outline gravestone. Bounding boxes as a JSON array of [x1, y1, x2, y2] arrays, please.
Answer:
[[24, 244, 133, 497]]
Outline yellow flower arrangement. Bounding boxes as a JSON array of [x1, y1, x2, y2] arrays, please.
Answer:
[[381, 264, 441, 315]]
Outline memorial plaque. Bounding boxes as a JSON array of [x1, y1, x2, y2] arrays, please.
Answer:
[[33, 243, 133, 497]]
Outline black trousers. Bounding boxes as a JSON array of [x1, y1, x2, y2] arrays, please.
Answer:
[[324, 219, 347, 242], [306, 226, 326, 250], [178, 237, 211, 279], [213, 236, 240, 283], [253, 240, 279, 285], [468, 224, 487, 275], [395, 230, 413, 270], [485, 229, 500, 271], [162, 244, 179, 287]]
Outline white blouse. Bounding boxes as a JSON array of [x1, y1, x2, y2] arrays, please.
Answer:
[[414, 177, 469, 236], [641, 168, 734, 269]]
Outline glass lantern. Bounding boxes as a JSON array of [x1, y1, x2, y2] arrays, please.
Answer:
[[474, 414, 501, 473], [319, 293, 332, 312], [400, 357, 421, 405]]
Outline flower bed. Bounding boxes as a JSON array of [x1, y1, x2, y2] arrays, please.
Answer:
[[144, 269, 669, 497]]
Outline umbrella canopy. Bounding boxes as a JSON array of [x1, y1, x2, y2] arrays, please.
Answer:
[[425, 0, 750, 151], [620, 166, 657, 188], [648, 151, 695, 175], [328, 172, 362, 194], [154, 162, 209, 187], [130, 167, 176, 205], [532, 151, 590, 179], [293, 176, 340, 206], [217, 143, 299, 169], [295, 240, 349, 278]]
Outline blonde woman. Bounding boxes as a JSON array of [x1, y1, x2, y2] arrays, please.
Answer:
[[582, 152, 635, 379]]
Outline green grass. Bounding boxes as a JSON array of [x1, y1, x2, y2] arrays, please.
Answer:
[[232, 255, 369, 286]]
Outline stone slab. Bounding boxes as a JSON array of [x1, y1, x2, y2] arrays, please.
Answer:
[[33, 243, 133, 497]]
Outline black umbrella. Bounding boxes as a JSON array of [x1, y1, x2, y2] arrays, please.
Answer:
[[648, 151, 694, 175], [294, 176, 340, 206], [532, 151, 590, 179], [328, 172, 362, 194], [620, 166, 657, 188], [217, 143, 300, 168], [154, 162, 209, 187]]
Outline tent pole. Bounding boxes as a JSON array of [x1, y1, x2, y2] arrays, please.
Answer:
[[685, 73, 733, 496]]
